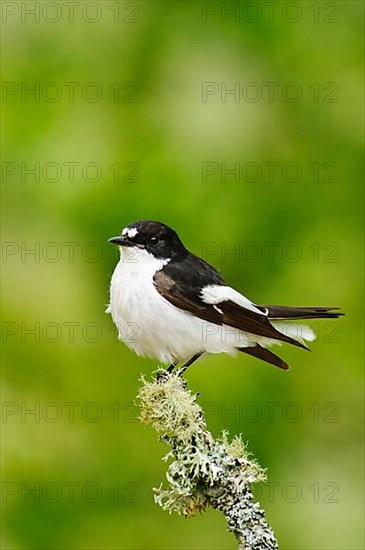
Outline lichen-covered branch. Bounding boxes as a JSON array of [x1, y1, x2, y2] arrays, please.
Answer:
[[137, 371, 279, 550]]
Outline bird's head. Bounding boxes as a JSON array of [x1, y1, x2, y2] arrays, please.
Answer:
[[109, 220, 187, 261]]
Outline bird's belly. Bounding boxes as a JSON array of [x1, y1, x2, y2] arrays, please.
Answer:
[[109, 262, 205, 363], [109, 262, 256, 364]]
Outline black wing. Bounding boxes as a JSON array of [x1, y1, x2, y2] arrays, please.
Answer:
[[154, 257, 307, 350]]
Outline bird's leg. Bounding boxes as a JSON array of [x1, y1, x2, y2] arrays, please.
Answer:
[[166, 361, 178, 374], [177, 353, 203, 376], [157, 361, 178, 383], [157, 354, 203, 383]]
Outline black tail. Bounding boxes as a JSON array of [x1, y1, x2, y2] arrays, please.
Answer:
[[240, 345, 289, 370], [260, 305, 344, 320]]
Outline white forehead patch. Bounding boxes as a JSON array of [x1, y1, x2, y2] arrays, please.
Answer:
[[122, 227, 138, 238]]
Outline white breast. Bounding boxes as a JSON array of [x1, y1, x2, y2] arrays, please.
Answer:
[[108, 247, 204, 363], [107, 247, 290, 364]]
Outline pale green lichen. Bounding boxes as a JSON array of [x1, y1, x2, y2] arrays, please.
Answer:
[[137, 369, 279, 550]]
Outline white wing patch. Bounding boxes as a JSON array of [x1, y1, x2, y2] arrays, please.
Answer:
[[201, 285, 265, 315]]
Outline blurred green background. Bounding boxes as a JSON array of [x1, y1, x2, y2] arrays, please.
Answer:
[[1, 1, 364, 549]]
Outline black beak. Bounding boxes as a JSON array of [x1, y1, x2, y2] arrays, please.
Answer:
[[108, 236, 133, 247]]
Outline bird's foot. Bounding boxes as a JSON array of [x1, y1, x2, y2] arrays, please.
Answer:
[[156, 362, 177, 384]]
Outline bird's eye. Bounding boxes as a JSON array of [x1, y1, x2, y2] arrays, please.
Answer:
[[149, 236, 159, 245]]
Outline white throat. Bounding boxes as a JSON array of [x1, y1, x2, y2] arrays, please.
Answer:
[[117, 246, 170, 274]]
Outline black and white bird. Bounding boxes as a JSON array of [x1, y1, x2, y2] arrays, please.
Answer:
[[107, 220, 343, 372]]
